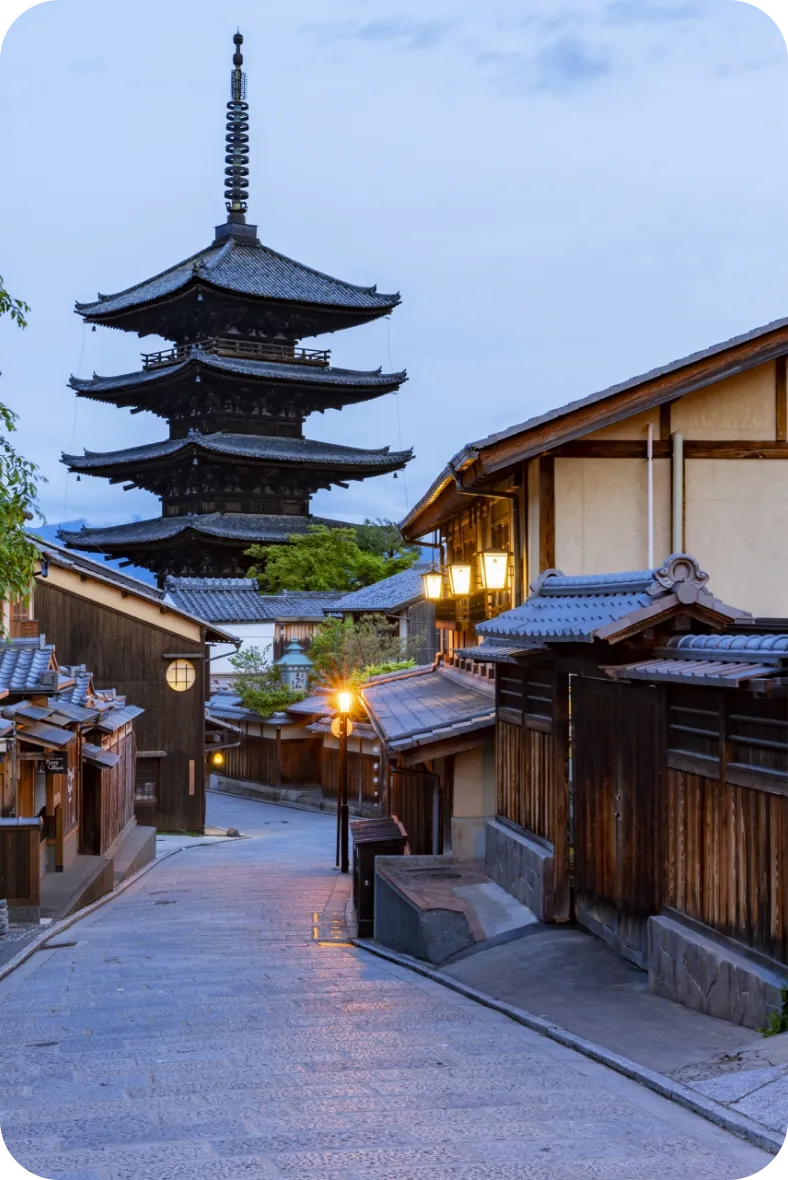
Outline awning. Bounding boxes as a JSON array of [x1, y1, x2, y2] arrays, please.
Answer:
[[93, 704, 145, 733], [454, 643, 545, 665], [82, 742, 122, 770], [16, 721, 76, 749], [607, 658, 783, 689]]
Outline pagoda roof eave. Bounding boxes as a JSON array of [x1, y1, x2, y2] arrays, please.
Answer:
[[57, 513, 354, 551]]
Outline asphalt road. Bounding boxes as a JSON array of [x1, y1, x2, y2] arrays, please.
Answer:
[[0, 792, 772, 1179]]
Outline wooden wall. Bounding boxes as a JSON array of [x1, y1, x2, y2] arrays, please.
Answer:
[[221, 734, 322, 789], [0, 823, 40, 907], [36, 582, 206, 833], [321, 747, 380, 805], [99, 730, 137, 854]]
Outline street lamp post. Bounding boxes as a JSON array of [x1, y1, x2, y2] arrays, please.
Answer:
[[337, 690, 352, 874]]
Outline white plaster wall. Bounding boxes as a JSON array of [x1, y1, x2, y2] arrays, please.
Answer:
[[587, 408, 661, 441], [672, 363, 776, 441], [451, 743, 496, 861], [685, 460, 788, 617], [209, 622, 276, 677], [554, 458, 671, 574]]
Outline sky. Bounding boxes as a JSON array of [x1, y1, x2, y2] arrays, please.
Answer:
[[0, 0, 787, 539]]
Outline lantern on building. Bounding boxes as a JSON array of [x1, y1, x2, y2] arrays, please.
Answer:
[[212, 750, 225, 767], [421, 570, 443, 601], [479, 549, 511, 592], [448, 562, 472, 597], [275, 641, 313, 692]]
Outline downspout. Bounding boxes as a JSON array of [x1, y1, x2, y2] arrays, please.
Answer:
[[647, 423, 654, 568], [448, 460, 524, 607], [671, 432, 684, 553]]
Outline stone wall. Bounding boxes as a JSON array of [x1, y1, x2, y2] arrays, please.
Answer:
[[485, 819, 555, 922], [649, 914, 788, 1031]]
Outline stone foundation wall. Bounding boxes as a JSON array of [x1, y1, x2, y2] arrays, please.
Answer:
[[485, 819, 554, 922], [649, 914, 788, 1031]]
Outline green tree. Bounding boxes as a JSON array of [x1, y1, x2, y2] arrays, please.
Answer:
[[309, 614, 415, 691], [354, 518, 420, 563], [0, 276, 41, 607], [246, 525, 416, 593], [229, 646, 305, 717]]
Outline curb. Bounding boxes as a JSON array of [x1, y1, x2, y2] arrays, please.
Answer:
[[0, 835, 244, 986], [353, 936, 786, 1157]]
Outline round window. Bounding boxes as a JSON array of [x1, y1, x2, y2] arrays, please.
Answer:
[[166, 659, 196, 692]]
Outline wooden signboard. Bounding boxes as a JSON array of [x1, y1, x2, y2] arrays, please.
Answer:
[[44, 751, 68, 775]]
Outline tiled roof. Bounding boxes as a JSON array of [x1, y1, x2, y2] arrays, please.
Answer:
[[16, 720, 77, 749], [205, 693, 295, 727], [608, 632, 788, 689], [362, 665, 494, 753], [63, 433, 412, 475], [164, 579, 343, 624], [0, 641, 58, 695], [75, 237, 400, 318], [82, 743, 122, 770], [58, 513, 352, 550], [70, 351, 406, 394], [333, 564, 430, 614], [476, 555, 750, 644], [93, 704, 145, 733], [286, 693, 334, 717], [53, 667, 93, 706]]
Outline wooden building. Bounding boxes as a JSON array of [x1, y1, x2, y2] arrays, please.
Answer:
[[464, 555, 788, 1029], [333, 565, 439, 667], [59, 32, 411, 584], [29, 540, 235, 833]]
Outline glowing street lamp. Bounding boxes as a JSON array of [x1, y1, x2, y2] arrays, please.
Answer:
[[336, 687, 354, 874], [337, 690, 353, 715], [422, 570, 443, 602], [448, 562, 472, 597], [479, 549, 511, 592]]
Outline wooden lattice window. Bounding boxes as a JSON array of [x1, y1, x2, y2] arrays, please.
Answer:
[[667, 687, 721, 774]]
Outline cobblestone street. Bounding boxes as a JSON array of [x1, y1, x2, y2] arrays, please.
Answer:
[[0, 795, 773, 1179]]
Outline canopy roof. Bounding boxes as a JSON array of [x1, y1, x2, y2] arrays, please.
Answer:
[[62, 432, 412, 479], [74, 237, 400, 340]]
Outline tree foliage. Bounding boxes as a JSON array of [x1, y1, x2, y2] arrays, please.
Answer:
[[0, 276, 41, 606], [246, 525, 418, 593], [354, 518, 420, 561], [229, 646, 305, 717], [308, 614, 416, 691]]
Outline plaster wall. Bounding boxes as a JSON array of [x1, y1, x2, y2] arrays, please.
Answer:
[[451, 742, 496, 861], [586, 408, 661, 441], [672, 362, 776, 440], [685, 460, 788, 616], [209, 622, 276, 677], [554, 458, 671, 574]]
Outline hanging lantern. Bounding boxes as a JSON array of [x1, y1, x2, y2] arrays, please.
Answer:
[[422, 570, 443, 601], [274, 640, 313, 692], [212, 750, 225, 767], [479, 549, 511, 592], [448, 562, 472, 597]]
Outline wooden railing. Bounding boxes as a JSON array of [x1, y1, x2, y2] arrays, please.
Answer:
[[142, 337, 331, 371]]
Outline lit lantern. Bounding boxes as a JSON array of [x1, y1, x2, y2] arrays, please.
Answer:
[[422, 570, 443, 601], [479, 549, 511, 591], [274, 641, 313, 692], [448, 562, 472, 597], [337, 689, 353, 715], [212, 750, 225, 767]]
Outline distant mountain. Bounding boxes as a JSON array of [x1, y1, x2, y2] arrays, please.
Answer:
[[32, 521, 158, 587]]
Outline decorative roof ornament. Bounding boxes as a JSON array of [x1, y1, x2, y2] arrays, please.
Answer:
[[225, 32, 250, 225]]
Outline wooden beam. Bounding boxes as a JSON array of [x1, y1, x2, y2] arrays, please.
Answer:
[[551, 440, 788, 460], [777, 357, 787, 442], [539, 457, 555, 573], [660, 402, 673, 441]]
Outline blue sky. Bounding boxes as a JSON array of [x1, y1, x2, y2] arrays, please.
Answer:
[[0, 0, 787, 535]]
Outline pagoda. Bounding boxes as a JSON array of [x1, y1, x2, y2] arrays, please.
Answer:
[[60, 32, 411, 585]]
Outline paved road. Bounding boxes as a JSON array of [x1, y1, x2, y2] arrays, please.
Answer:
[[0, 794, 772, 1179]]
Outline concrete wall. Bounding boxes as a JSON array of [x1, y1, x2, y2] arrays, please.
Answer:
[[485, 819, 555, 922], [554, 457, 671, 575], [451, 742, 496, 861]]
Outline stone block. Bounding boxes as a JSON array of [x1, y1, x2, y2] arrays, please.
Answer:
[[648, 914, 788, 1030], [484, 819, 554, 922]]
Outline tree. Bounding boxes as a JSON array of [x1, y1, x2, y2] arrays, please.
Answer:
[[229, 646, 305, 717], [246, 525, 417, 593], [0, 276, 41, 607], [309, 614, 415, 691], [354, 518, 420, 563]]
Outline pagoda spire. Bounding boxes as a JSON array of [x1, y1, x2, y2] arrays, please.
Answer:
[[216, 32, 257, 243]]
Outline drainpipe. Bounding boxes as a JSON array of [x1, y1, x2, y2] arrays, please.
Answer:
[[448, 461, 524, 606], [672, 432, 684, 554], [647, 423, 654, 568]]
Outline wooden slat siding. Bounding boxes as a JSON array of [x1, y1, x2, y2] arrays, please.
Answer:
[[35, 581, 206, 834], [98, 730, 137, 855], [389, 766, 436, 855], [0, 825, 40, 906], [221, 734, 321, 789], [777, 356, 787, 442], [539, 457, 555, 573], [320, 747, 380, 805]]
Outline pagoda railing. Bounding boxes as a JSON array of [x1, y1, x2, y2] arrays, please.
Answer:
[[142, 337, 331, 371]]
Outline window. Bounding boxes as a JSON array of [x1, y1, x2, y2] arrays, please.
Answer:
[[166, 659, 196, 692], [135, 760, 159, 803]]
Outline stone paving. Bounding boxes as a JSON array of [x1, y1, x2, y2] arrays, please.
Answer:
[[0, 794, 774, 1180]]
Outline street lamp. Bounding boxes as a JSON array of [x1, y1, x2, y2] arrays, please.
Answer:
[[448, 562, 472, 597], [211, 750, 225, 768], [336, 688, 353, 875], [479, 549, 511, 592], [422, 570, 443, 601]]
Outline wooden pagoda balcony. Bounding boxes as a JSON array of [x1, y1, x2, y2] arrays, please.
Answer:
[[142, 337, 332, 371]]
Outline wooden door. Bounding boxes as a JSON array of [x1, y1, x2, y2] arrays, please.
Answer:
[[80, 764, 102, 856], [389, 766, 441, 855], [572, 676, 662, 968]]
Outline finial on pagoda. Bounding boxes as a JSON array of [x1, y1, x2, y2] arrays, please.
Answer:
[[215, 31, 258, 244]]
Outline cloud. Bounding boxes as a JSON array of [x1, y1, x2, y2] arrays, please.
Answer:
[[604, 1, 702, 25], [479, 36, 612, 95], [310, 15, 456, 52]]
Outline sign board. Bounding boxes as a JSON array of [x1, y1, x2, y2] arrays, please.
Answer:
[[330, 718, 354, 740], [44, 750, 68, 775]]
